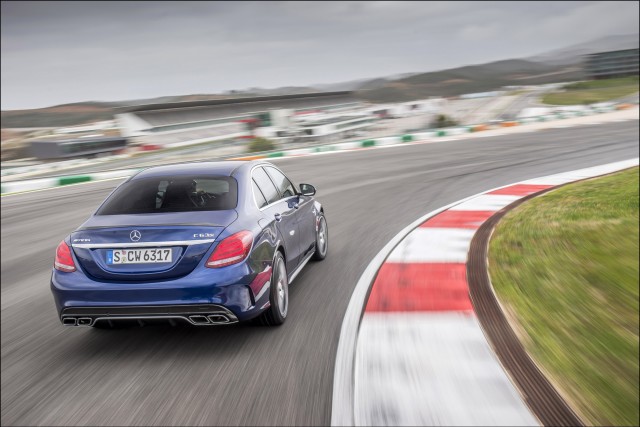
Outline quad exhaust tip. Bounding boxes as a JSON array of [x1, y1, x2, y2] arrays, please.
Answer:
[[77, 317, 92, 326], [188, 314, 231, 324], [208, 314, 230, 324], [62, 314, 233, 326], [189, 315, 210, 324], [62, 317, 77, 326]]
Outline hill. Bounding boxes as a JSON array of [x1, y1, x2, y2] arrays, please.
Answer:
[[528, 33, 639, 65], [356, 59, 585, 102]]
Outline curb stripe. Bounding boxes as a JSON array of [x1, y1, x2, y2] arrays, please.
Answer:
[[448, 194, 521, 211], [385, 228, 476, 263], [334, 157, 639, 426], [487, 184, 553, 196], [355, 312, 535, 426], [420, 210, 495, 229], [365, 263, 471, 312]]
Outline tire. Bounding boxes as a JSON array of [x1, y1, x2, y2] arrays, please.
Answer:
[[312, 214, 328, 261], [256, 251, 288, 326]]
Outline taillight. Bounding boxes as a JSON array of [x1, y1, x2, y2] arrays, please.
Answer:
[[206, 231, 253, 268], [54, 240, 76, 272]]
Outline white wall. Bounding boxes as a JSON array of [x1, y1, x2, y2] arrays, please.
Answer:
[[270, 109, 294, 128], [114, 113, 153, 137]]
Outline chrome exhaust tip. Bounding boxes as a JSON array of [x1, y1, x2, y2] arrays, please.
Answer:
[[189, 315, 210, 324], [208, 314, 230, 324], [62, 317, 77, 326], [77, 317, 92, 326]]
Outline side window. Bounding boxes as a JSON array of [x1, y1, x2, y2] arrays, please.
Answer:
[[252, 179, 268, 208], [265, 167, 296, 198], [252, 167, 280, 205]]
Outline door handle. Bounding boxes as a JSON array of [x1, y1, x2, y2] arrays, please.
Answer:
[[274, 213, 282, 222]]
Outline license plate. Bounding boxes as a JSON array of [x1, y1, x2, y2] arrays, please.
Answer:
[[107, 248, 172, 264]]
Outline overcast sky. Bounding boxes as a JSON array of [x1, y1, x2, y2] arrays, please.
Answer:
[[1, 1, 638, 110]]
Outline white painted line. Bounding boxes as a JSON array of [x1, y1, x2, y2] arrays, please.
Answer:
[[355, 312, 538, 426], [386, 228, 475, 263], [523, 158, 639, 185]]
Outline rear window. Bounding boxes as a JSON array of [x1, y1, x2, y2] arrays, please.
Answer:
[[96, 176, 238, 215]]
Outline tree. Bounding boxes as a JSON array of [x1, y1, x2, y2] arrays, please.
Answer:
[[431, 114, 458, 128], [248, 137, 275, 153]]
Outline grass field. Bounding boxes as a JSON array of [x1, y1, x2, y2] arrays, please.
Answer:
[[489, 167, 639, 426], [542, 76, 639, 105]]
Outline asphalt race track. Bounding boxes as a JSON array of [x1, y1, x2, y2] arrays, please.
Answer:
[[1, 120, 638, 426]]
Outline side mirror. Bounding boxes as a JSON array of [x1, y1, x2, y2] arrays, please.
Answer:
[[299, 183, 316, 196]]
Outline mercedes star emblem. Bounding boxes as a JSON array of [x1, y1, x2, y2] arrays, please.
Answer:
[[130, 230, 142, 242]]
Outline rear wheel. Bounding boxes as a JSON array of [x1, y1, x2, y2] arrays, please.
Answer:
[[256, 252, 288, 326], [312, 214, 328, 261]]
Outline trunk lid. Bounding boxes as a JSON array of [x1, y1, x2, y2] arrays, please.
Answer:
[[70, 211, 237, 281]]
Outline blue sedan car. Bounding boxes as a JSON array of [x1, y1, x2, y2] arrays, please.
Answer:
[[50, 161, 328, 327]]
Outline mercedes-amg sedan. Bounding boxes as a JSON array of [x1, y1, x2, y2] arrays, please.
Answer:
[[50, 161, 328, 327]]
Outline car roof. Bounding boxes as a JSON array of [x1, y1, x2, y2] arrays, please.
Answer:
[[132, 160, 261, 179]]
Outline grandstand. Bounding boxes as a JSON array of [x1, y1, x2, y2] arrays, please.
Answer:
[[115, 92, 366, 147], [29, 135, 128, 159]]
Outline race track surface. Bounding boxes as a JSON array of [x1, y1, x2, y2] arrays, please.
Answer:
[[1, 120, 638, 426]]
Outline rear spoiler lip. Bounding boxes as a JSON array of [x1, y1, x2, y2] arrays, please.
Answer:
[[76, 223, 224, 231], [72, 239, 216, 249]]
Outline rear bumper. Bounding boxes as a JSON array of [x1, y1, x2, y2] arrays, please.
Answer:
[[60, 304, 239, 327], [50, 260, 272, 324]]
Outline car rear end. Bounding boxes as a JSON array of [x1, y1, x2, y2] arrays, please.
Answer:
[[50, 169, 268, 327]]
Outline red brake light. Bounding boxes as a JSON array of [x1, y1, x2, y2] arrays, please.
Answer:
[[54, 241, 76, 272], [206, 231, 253, 268]]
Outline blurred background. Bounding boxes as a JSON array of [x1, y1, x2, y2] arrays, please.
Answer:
[[1, 2, 638, 427], [1, 1, 638, 179]]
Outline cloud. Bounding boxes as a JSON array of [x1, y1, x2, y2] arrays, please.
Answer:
[[1, 1, 638, 109]]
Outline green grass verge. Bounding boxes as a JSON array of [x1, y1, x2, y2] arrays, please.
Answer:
[[489, 167, 639, 426], [542, 77, 639, 105]]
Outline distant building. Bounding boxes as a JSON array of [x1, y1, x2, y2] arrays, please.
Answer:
[[29, 135, 128, 159], [584, 48, 639, 79], [366, 98, 444, 119], [115, 92, 368, 147]]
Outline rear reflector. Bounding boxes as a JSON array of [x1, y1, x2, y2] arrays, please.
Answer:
[[54, 240, 76, 272], [206, 231, 253, 268]]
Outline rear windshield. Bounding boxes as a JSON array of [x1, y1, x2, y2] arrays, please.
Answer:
[[96, 176, 238, 215]]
